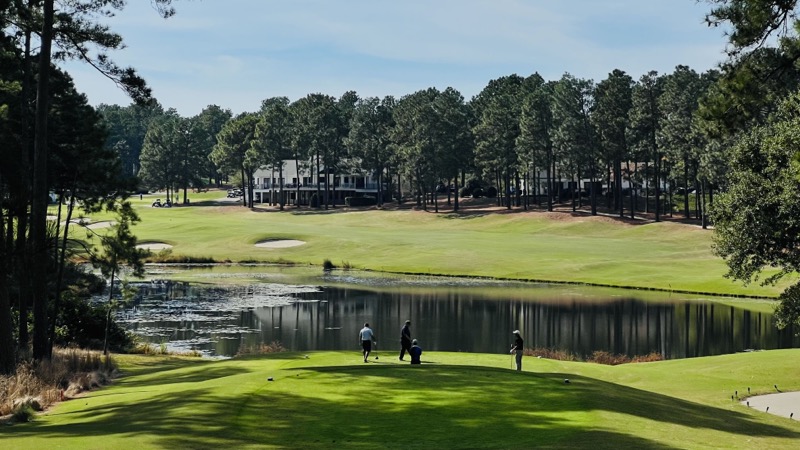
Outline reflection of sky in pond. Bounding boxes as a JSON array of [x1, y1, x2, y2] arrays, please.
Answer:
[[116, 268, 800, 359]]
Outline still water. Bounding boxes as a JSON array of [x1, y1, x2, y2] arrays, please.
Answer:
[[118, 266, 799, 359]]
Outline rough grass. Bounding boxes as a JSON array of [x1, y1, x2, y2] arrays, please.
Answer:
[[2, 350, 799, 449], [0, 348, 115, 417], [72, 190, 789, 298]]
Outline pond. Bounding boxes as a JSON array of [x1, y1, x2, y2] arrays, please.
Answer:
[[117, 266, 800, 359]]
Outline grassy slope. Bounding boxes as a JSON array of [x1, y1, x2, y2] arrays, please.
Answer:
[[3, 350, 799, 449], [77, 192, 787, 298]]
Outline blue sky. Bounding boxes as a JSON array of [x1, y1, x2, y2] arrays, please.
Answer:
[[62, 0, 730, 117]]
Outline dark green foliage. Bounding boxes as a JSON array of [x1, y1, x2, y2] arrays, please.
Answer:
[[12, 403, 36, 423], [54, 291, 132, 352], [711, 89, 800, 330], [776, 283, 800, 330], [344, 196, 376, 207], [705, 0, 799, 54]]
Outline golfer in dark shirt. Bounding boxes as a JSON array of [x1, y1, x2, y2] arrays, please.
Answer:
[[510, 330, 523, 371], [399, 320, 412, 360]]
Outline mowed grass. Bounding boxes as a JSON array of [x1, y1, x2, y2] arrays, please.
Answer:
[[77, 191, 788, 298], [3, 350, 799, 449]]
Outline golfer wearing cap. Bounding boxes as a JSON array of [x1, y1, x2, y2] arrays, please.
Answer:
[[510, 330, 524, 371], [399, 320, 412, 361]]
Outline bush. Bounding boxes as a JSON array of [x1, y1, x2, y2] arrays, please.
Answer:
[[54, 292, 132, 352], [486, 186, 498, 198], [236, 341, 286, 356], [322, 259, 335, 271], [11, 403, 36, 423], [0, 349, 116, 417], [472, 188, 484, 198], [460, 186, 473, 197], [344, 196, 376, 207], [310, 193, 319, 208]]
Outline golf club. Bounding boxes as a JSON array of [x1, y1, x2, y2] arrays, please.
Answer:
[[374, 341, 379, 360]]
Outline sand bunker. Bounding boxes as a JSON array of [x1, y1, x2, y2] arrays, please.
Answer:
[[255, 239, 306, 249], [743, 391, 800, 421], [137, 242, 173, 251]]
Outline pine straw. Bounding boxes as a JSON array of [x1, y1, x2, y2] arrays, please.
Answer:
[[0, 348, 117, 418], [525, 347, 664, 365]]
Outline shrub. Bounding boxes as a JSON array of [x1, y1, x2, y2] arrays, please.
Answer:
[[460, 186, 473, 197], [54, 293, 132, 352], [11, 403, 36, 423], [525, 347, 579, 361], [322, 259, 335, 271], [588, 351, 630, 365], [524, 348, 662, 365], [630, 352, 664, 363], [472, 188, 484, 198], [486, 186, 498, 198], [236, 341, 286, 356], [310, 193, 319, 208], [344, 196, 376, 207], [0, 349, 116, 417]]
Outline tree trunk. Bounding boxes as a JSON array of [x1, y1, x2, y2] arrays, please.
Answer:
[[701, 178, 708, 229], [453, 178, 459, 212], [654, 153, 661, 222], [397, 173, 402, 205], [49, 191, 76, 356], [546, 155, 552, 211], [15, 204, 30, 352], [683, 156, 690, 219], [102, 267, 115, 356], [644, 161, 650, 214], [239, 167, 247, 207], [278, 166, 285, 210], [31, 0, 55, 361], [294, 157, 301, 207], [627, 161, 634, 219], [0, 182, 16, 374]]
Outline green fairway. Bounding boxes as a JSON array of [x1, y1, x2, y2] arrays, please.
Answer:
[[3, 350, 799, 449], [81, 191, 788, 298]]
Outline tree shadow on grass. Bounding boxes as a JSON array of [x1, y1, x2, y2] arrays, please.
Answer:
[[287, 364, 800, 444], [5, 363, 799, 449], [113, 361, 253, 389]]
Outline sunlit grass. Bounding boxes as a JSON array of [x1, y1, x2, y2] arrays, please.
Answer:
[[3, 350, 799, 449], [65, 189, 788, 298]]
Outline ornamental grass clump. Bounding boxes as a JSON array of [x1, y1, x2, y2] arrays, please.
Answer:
[[0, 348, 116, 417]]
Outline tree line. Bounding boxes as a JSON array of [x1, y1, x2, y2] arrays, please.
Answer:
[[102, 66, 729, 219]]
